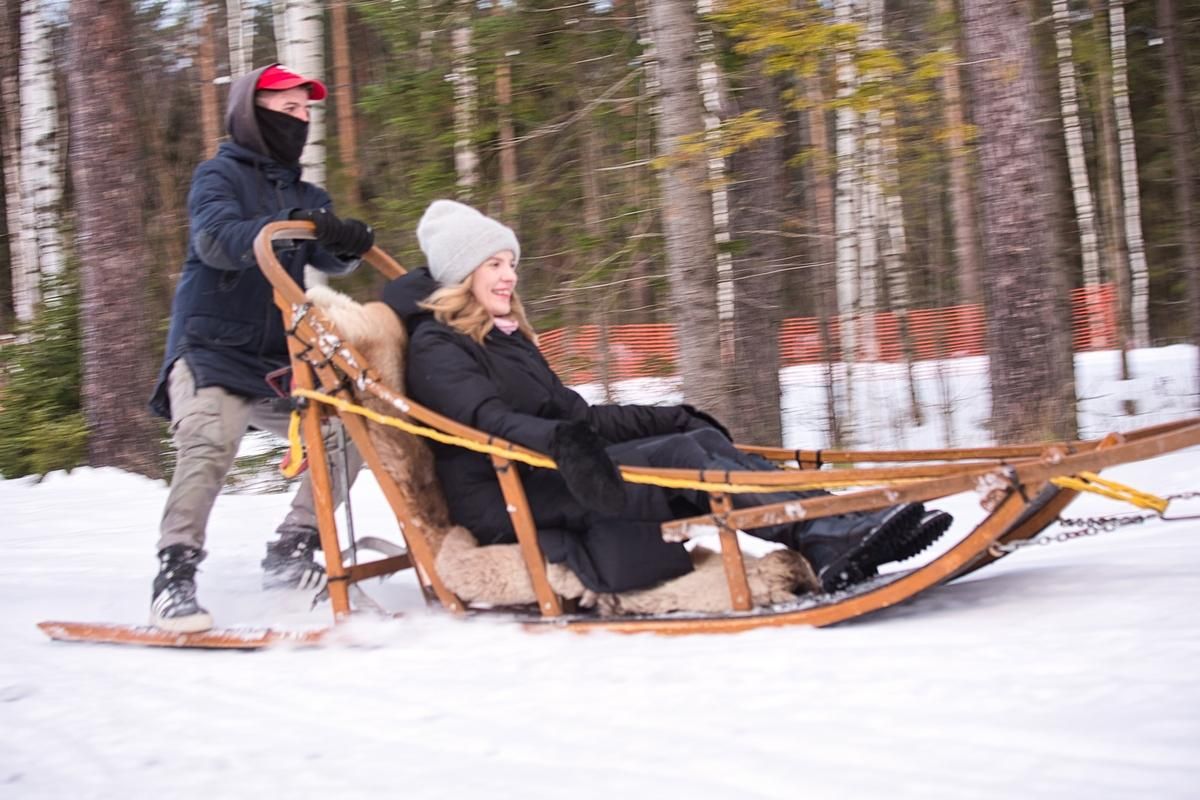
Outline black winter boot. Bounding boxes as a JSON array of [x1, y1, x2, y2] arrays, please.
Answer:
[[262, 527, 327, 591], [794, 502, 925, 593], [150, 545, 213, 633], [891, 509, 953, 562]]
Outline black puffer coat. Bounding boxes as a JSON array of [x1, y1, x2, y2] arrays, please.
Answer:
[[383, 270, 704, 593], [149, 66, 358, 419]]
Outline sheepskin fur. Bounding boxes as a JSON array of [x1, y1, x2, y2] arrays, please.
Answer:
[[306, 285, 818, 615]]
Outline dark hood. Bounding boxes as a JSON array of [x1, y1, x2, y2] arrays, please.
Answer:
[[381, 268, 439, 333], [214, 140, 301, 184], [225, 65, 273, 158]]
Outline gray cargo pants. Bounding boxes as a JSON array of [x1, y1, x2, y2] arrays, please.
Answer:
[[156, 360, 363, 552]]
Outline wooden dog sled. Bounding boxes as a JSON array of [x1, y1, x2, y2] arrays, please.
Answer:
[[39, 222, 1200, 648]]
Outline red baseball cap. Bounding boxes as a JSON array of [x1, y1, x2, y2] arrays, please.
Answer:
[[256, 64, 327, 101]]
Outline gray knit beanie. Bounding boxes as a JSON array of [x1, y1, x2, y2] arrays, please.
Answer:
[[417, 200, 521, 286]]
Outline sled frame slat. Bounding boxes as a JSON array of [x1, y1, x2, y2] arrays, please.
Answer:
[[492, 455, 563, 617], [710, 493, 752, 611], [339, 411, 462, 612], [287, 346, 353, 619]]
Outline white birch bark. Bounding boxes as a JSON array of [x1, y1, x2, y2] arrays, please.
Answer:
[[1109, 0, 1150, 347], [273, 0, 326, 188], [880, 112, 908, 309], [16, 0, 63, 319], [834, 0, 860, 412], [272, 0, 327, 289], [857, 0, 884, 362], [697, 0, 734, 364], [1053, 0, 1105, 344], [226, 0, 254, 77], [450, 0, 479, 197]]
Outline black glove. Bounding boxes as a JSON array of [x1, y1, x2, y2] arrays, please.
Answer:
[[549, 420, 627, 516], [290, 208, 375, 257], [678, 404, 733, 441]]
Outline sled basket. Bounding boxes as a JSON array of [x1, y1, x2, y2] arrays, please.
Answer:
[[207, 220, 1200, 635]]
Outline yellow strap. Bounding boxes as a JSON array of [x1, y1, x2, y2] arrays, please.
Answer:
[[1050, 471, 1168, 513], [290, 387, 897, 494], [280, 410, 306, 479]]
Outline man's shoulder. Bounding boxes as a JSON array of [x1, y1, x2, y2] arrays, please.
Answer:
[[192, 151, 252, 182], [296, 179, 331, 205]]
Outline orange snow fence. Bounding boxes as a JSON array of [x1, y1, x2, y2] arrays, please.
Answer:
[[540, 283, 1118, 384]]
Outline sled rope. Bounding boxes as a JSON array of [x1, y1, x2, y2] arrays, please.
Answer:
[[1049, 471, 1169, 514], [286, 387, 904, 494]]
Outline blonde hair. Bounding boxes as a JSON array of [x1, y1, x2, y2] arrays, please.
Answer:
[[421, 274, 538, 345]]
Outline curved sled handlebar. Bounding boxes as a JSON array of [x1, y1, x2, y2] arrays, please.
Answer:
[[254, 220, 407, 295]]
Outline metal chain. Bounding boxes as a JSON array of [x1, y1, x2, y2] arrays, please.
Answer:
[[990, 491, 1199, 556]]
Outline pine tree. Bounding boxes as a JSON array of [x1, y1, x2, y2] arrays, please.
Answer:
[[962, 0, 1077, 442], [68, 0, 163, 477]]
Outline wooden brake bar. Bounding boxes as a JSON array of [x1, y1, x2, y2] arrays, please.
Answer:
[[662, 421, 1200, 543]]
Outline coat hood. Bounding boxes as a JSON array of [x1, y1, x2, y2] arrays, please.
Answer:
[[382, 268, 439, 330], [225, 65, 272, 159]]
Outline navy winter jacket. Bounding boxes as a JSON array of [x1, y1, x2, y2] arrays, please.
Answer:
[[149, 66, 357, 418]]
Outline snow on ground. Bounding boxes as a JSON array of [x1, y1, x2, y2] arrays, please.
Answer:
[[2, 348, 1199, 799]]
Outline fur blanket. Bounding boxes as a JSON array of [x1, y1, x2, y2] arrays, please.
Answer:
[[306, 285, 819, 614]]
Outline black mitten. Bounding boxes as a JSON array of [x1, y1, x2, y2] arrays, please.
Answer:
[[678, 404, 733, 441], [549, 420, 627, 516], [331, 217, 374, 256], [290, 208, 374, 257]]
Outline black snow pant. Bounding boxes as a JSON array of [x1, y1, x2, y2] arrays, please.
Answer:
[[606, 427, 829, 549], [534, 428, 852, 594]]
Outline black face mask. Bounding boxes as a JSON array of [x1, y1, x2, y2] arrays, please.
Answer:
[[255, 106, 309, 166]]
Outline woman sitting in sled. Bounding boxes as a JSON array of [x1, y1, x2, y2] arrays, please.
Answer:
[[380, 200, 953, 597]]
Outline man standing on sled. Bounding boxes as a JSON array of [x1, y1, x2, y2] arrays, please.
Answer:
[[147, 65, 375, 632]]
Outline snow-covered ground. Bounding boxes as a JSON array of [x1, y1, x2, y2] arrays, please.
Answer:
[[2, 348, 1199, 799]]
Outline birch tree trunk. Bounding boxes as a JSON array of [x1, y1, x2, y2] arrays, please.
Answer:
[[882, 110, 922, 427], [961, 0, 1077, 442], [646, 0, 729, 421], [1089, 0, 1134, 404], [1052, 0, 1103, 345], [857, 0, 883, 364], [226, 0, 253, 77], [68, 0, 162, 477], [330, 0, 361, 204], [450, 0, 480, 198], [807, 75, 845, 447], [0, 0, 28, 329], [1109, 0, 1150, 347], [834, 0, 859, 436], [1156, 0, 1200, 397], [273, 0, 326, 188], [937, 0, 982, 307], [17, 0, 63, 319], [697, 0, 734, 365], [273, 0, 328, 288]]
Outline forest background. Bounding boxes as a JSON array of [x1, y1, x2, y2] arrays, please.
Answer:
[[0, 0, 1197, 481]]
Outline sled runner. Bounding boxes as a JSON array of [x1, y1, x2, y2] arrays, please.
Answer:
[[37, 222, 1200, 648], [37, 621, 327, 649]]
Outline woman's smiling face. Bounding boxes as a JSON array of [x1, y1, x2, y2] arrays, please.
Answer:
[[470, 250, 518, 317]]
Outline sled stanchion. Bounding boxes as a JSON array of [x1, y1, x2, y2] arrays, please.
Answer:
[[709, 493, 752, 612], [288, 337, 352, 620], [492, 455, 563, 617], [339, 411, 463, 612]]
